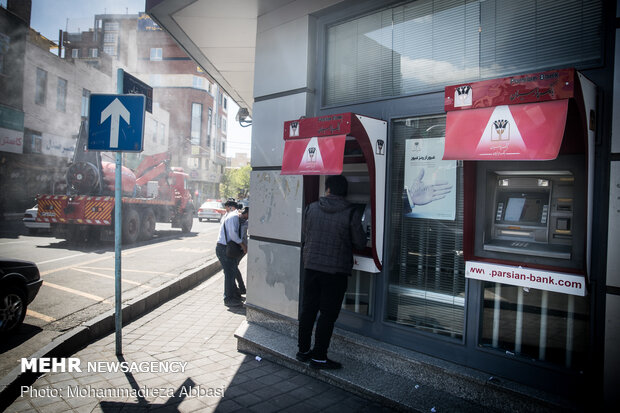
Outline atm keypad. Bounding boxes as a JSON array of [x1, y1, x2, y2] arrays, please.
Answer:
[[496, 202, 504, 221], [557, 218, 571, 231]]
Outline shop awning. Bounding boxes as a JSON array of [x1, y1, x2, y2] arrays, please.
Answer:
[[281, 135, 347, 175], [444, 99, 569, 160]]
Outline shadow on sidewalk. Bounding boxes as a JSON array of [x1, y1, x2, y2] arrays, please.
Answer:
[[99, 355, 197, 412]]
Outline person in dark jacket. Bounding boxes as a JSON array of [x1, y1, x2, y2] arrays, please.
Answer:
[[297, 175, 367, 369]]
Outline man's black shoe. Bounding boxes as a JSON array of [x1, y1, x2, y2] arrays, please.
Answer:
[[224, 299, 243, 307], [310, 358, 342, 370], [296, 351, 312, 362]]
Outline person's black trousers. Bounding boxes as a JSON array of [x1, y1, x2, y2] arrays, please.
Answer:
[[298, 268, 348, 360]]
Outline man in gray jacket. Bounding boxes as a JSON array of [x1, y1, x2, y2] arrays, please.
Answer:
[[297, 175, 367, 369]]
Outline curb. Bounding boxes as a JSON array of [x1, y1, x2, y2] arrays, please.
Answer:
[[0, 258, 221, 410]]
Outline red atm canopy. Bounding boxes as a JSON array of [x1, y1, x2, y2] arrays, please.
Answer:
[[281, 113, 375, 175], [443, 69, 577, 161]]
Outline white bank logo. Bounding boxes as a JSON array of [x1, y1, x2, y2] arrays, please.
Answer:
[[21, 358, 188, 373]]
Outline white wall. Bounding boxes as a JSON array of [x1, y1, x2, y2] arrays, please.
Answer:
[[23, 43, 114, 140], [246, 2, 338, 316]]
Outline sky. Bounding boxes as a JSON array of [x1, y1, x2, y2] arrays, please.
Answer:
[[29, 0, 252, 157]]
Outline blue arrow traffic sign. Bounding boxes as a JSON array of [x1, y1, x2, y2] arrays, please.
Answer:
[[88, 94, 145, 152]]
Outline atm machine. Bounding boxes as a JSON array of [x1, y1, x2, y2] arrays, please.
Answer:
[[281, 113, 387, 274], [443, 68, 595, 295]]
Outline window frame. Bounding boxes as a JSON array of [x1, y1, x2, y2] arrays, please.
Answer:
[[56, 77, 67, 112], [150, 47, 163, 61], [190, 102, 202, 145], [317, 0, 604, 111], [35, 67, 47, 105]]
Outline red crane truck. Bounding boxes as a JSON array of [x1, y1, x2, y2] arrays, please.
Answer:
[[36, 121, 194, 244]]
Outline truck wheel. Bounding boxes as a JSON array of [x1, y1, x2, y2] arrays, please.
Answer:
[[0, 285, 27, 334], [139, 208, 156, 240], [181, 208, 193, 233], [122, 207, 141, 244], [66, 225, 83, 244]]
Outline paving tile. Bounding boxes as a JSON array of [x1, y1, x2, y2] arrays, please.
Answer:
[[5, 268, 398, 413], [212, 398, 242, 413], [4, 399, 34, 413]]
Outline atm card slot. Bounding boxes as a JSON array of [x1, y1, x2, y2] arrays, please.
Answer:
[[499, 229, 532, 238], [556, 198, 573, 212]]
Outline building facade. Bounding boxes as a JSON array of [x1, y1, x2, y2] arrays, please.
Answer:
[[64, 12, 230, 203], [156, 0, 618, 409], [0, 0, 119, 213]]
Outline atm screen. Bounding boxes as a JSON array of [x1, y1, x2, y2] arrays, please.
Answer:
[[505, 196, 543, 222], [496, 191, 548, 226]]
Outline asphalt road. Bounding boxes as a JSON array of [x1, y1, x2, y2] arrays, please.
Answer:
[[0, 218, 222, 378]]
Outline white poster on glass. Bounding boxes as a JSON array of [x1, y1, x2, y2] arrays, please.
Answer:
[[404, 138, 456, 220]]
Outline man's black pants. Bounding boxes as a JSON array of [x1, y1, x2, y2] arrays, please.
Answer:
[[298, 268, 348, 360]]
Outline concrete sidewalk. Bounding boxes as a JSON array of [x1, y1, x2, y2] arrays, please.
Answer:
[[3, 261, 396, 413]]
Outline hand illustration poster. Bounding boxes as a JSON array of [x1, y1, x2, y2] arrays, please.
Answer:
[[404, 138, 456, 220]]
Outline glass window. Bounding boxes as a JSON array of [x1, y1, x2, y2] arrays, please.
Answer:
[[222, 117, 227, 134], [56, 77, 67, 112], [324, 0, 603, 106], [386, 116, 465, 339], [103, 45, 116, 56], [193, 76, 205, 89], [89, 48, 98, 58], [30, 133, 42, 153], [35, 67, 47, 105], [81, 88, 90, 118], [207, 107, 213, 147], [103, 33, 116, 43], [71, 48, 79, 58], [150, 48, 162, 61], [480, 284, 589, 370], [105, 22, 119, 31], [343, 270, 374, 316], [190, 103, 202, 145]]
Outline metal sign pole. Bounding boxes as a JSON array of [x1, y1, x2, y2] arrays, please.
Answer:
[[115, 68, 123, 356], [88, 69, 145, 356]]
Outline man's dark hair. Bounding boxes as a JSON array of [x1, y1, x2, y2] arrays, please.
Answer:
[[225, 200, 238, 208], [325, 175, 348, 197]]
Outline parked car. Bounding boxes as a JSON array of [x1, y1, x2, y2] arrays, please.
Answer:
[[23, 205, 50, 234], [0, 258, 42, 334], [197, 200, 226, 222]]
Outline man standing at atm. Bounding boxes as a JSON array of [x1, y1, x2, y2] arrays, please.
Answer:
[[297, 175, 367, 369]]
